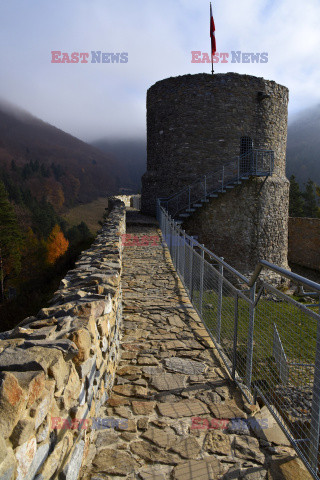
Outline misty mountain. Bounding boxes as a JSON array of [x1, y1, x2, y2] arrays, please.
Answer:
[[92, 138, 146, 192], [0, 100, 124, 206], [286, 104, 320, 185]]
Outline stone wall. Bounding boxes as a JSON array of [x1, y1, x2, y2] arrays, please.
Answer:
[[183, 176, 290, 281], [0, 198, 126, 480], [141, 72, 289, 215], [288, 217, 320, 271], [113, 195, 141, 209]]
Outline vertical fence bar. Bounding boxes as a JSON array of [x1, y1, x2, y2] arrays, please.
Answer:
[[175, 225, 179, 269], [169, 218, 173, 255], [246, 283, 256, 388], [188, 186, 191, 210], [172, 222, 176, 268], [199, 247, 205, 315], [182, 230, 186, 281], [217, 262, 223, 343], [176, 227, 181, 275], [237, 157, 240, 182], [221, 166, 224, 192], [232, 294, 239, 379], [189, 237, 194, 299], [204, 176, 207, 199]]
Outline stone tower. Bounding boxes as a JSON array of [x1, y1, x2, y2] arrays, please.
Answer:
[[141, 72, 289, 276]]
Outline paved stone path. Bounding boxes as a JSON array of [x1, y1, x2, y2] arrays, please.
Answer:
[[80, 212, 301, 480]]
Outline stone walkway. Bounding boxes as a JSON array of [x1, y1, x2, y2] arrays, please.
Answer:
[[80, 212, 302, 480]]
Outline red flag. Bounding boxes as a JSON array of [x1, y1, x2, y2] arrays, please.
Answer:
[[210, 3, 216, 57]]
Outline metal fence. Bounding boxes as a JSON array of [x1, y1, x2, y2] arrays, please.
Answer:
[[158, 203, 320, 480], [159, 150, 274, 218]]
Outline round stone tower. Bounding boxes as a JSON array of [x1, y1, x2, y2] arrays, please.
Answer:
[[141, 72, 290, 276]]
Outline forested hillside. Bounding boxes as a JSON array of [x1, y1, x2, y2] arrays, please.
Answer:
[[0, 101, 126, 330], [0, 100, 123, 207]]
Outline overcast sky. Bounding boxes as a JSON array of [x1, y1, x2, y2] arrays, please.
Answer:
[[0, 0, 319, 142]]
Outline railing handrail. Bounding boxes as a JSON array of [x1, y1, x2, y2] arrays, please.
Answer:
[[158, 155, 240, 203], [160, 149, 274, 204], [158, 204, 320, 295], [158, 149, 274, 217], [248, 259, 320, 292]]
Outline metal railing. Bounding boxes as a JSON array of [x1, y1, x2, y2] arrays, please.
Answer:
[[158, 150, 274, 218], [158, 203, 320, 480]]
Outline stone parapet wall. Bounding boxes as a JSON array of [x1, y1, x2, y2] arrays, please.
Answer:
[[0, 198, 126, 480], [288, 217, 320, 271], [112, 195, 141, 209]]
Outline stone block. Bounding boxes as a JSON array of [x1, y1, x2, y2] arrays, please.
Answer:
[[0, 372, 27, 438], [268, 455, 313, 480], [24, 442, 50, 480], [36, 431, 73, 479], [141, 427, 177, 449], [132, 401, 156, 415], [151, 373, 186, 391], [69, 329, 91, 365], [233, 435, 265, 464], [92, 448, 138, 476], [204, 431, 232, 456], [173, 457, 222, 480], [62, 364, 81, 410], [59, 439, 85, 480], [0, 444, 16, 480], [15, 436, 37, 480], [10, 415, 35, 448], [252, 406, 291, 446], [170, 437, 201, 459], [164, 357, 206, 375], [157, 399, 209, 418]]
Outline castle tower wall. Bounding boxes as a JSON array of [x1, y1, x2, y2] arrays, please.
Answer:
[[141, 72, 289, 215], [141, 72, 289, 277]]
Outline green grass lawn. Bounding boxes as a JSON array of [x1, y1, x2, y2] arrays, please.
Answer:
[[192, 288, 318, 389], [62, 197, 108, 233]]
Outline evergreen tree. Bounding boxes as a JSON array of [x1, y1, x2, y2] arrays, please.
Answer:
[[0, 182, 22, 300], [302, 179, 319, 218], [289, 175, 304, 217]]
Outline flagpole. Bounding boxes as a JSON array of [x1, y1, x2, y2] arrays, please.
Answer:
[[210, 2, 214, 74]]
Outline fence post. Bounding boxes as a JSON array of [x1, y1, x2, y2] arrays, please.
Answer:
[[188, 185, 191, 210], [204, 176, 207, 199], [199, 247, 205, 315], [217, 261, 223, 343], [174, 224, 178, 269], [221, 167, 224, 192], [189, 237, 194, 299], [245, 283, 256, 388], [176, 227, 181, 274], [237, 157, 240, 182], [309, 314, 320, 471], [232, 294, 239, 379], [182, 230, 186, 282]]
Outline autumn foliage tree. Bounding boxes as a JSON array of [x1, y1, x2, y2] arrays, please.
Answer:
[[46, 224, 69, 265]]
